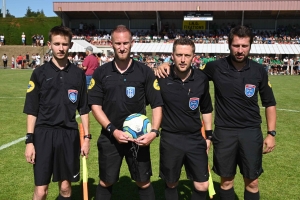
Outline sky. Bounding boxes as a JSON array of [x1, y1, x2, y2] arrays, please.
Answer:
[[4, 0, 110, 18], [3, 0, 192, 18]]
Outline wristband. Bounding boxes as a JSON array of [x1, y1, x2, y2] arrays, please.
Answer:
[[205, 130, 213, 140], [151, 129, 160, 137], [84, 134, 92, 139], [106, 123, 116, 135], [25, 133, 34, 144]]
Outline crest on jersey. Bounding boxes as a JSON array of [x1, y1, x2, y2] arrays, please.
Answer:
[[68, 89, 78, 103], [189, 97, 199, 110], [126, 87, 135, 98], [245, 84, 256, 97]]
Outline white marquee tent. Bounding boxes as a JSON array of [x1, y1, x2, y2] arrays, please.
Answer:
[[131, 43, 300, 55], [70, 40, 102, 53]]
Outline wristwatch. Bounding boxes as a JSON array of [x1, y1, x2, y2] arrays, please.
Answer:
[[151, 129, 160, 137], [267, 130, 276, 137], [84, 134, 92, 139]]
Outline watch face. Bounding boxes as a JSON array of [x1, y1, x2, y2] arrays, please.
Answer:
[[268, 131, 276, 136]]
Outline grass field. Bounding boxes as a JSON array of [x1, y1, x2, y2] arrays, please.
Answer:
[[0, 69, 299, 200]]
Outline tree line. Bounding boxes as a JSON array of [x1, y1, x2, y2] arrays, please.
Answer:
[[0, 6, 46, 18]]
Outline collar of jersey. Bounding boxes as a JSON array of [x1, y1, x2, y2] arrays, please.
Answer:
[[50, 59, 71, 72], [225, 56, 250, 72], [170, 64, 194, 82], [111, 58, 135, 74]]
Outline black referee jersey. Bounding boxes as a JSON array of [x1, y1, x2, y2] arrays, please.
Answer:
[[201, 56, 276, 128], [158, 65, 213, 133], [88, 59, 163, 130], [23, 60, 90, 129]]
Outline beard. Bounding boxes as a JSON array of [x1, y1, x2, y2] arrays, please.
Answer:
[[230, 53, 248, 63]]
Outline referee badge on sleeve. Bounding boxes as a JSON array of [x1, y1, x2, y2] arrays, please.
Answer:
[[27, 81, 35, 93], [68, 89, 78, 103], [189, 97, 199, 110], [88, 78, 95, 90], [245, 84, 256, 97]]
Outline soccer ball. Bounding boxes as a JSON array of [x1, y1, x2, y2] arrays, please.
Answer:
[[123, 113, 151, 139]]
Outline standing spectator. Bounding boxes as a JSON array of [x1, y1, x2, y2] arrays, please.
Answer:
[[100, 53, 107, 65], [40, 35, 44, 47], [32, 34, 37, 47], [73, 53, 79, 66], [35, 53, 41, 68], [2, 53, 8, 69], [16, 54, 23, 69], [22, 54, 27, 69], [88, 25, 163, 200], [36, 34, 41, 47], [22, 32, 26, 45], [23, 25, 90, 200], [82, 46, 99, 88], [11, 55, 15, 69], [26, 52, 30, 66], [30, 53, 36, 69], [0, 34, 4, 46], [158, 38, 213, 200], [289, 57, 294, 75]]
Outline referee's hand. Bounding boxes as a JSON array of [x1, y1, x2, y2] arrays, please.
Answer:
[[113, 129, 134, 144], [263, 134, 276, 154], [25, 143, 35, 164], [134, 132, 156, 146]]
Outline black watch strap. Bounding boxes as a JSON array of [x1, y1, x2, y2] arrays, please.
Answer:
[[151, 129, 160, 137], [84, 134, 92, 139], [267, 130, 276, 137]]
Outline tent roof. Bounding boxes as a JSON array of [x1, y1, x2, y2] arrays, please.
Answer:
[[70, 40, 102, 53], [131, 43, 300, 54]]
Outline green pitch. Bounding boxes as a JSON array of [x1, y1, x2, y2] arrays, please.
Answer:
[[0, 69, 299, 199]]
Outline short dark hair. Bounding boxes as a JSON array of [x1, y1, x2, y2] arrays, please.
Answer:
[[48, 26, 73, 43], [172, 38, 195, 54], [111, 25, 132, 39], [228, 25, 253, 47]]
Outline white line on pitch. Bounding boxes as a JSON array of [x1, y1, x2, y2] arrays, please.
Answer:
[[260, 107, 300, 113], [0, 114, 81, 151], [0, 97, 25, 98]]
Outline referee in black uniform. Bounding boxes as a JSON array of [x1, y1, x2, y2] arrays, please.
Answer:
[[158, 38, 213, 200], [156, 25, 276, 200], [24, 26, 91, 200], [88, 25, 163, 200]]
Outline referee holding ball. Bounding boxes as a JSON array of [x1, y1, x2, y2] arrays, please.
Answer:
[[88, 25, 163, 200]]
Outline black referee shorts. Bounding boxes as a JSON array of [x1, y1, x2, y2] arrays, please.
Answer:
[[212, 127, 264, 180], [159, 131, 209, 183], [33, 127, 81, 186], [97, 132, 152, 184]]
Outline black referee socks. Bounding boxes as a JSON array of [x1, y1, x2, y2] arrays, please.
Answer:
[[219, 187, 235, 200], [138, 184, 155, 200], [96, 184, 112, 200], [191, 188, 207, 200], [165, 185, 178, 200], [244, 189, 260, 200]]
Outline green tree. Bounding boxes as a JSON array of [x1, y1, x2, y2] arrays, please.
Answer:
[[0, 9, 15, 18]]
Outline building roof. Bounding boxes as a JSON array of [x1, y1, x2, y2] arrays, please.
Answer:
[[53, 1, 300, 20]]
